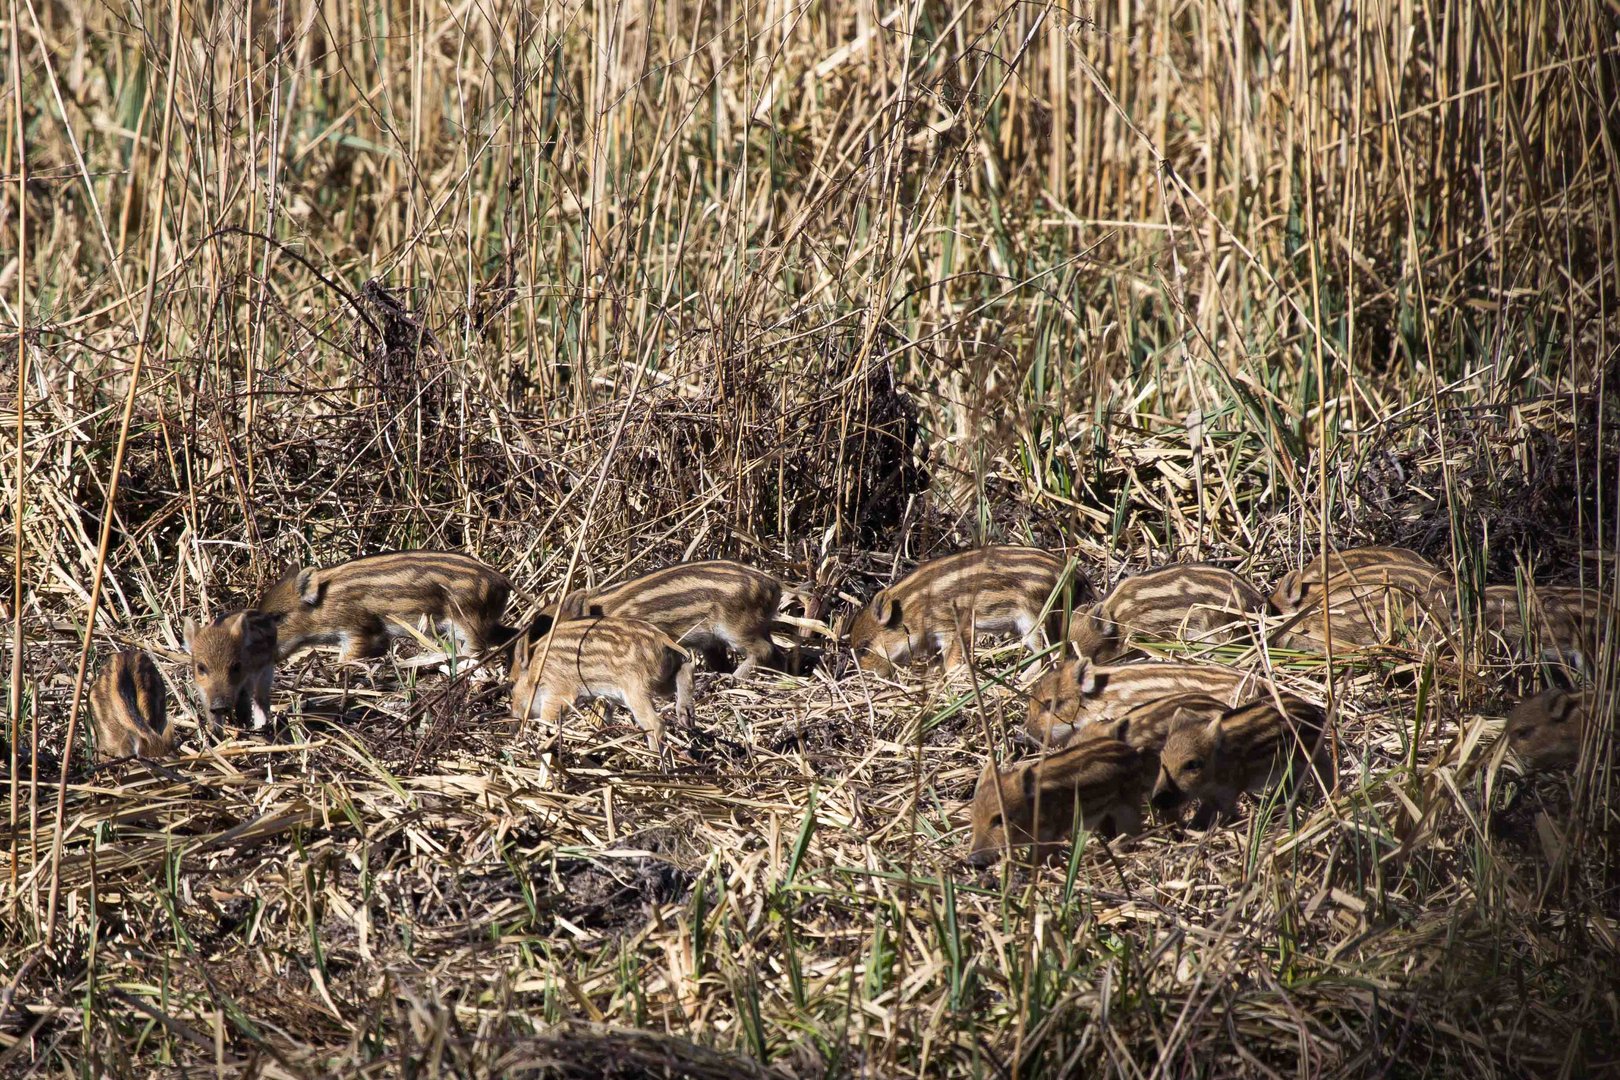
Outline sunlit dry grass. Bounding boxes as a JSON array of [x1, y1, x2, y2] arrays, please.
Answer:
[[2, 0, 1617, 1075]]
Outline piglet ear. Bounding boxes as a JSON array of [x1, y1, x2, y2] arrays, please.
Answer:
[[1205, 712, 1225, 747], [1020, 763, 1037, 804], [1070, 657, 1097, 694], [183, 617, 199, 652], [296, 568, 320, 605], [1089, 716, 1126, 743], [244, 611, 277, 651], [1112, 717, 1130, 743], [873, 592, 902, 629]]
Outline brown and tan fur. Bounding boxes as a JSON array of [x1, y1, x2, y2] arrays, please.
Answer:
[[965, 736, 1144, 866], [90, 650, 172, 761], [1151, 695, 1331, 826], [849, 547, 1093, 675], [1269, 546, 1437, 611], [1070, 564, 1268, 663], [1480, 584, 1614, 673], [1083, 692, 1231, 795], [544, 561, 787, 677], [1270, 550, 1453, 651], [1026, 658, 1271, 747], [509, 617, 693, 750], [1506, 687, 1601, 771], [259, 551, 515, 662], [182, 611, 278, 730]]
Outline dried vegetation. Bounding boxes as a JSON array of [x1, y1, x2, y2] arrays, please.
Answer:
[[2, 0, 1618, 1076]]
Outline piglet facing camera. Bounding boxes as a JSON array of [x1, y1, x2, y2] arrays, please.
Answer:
[[1506, 687, 1599, 772], [183, 610, 278, 730], [1151, 694, 1331, 827]]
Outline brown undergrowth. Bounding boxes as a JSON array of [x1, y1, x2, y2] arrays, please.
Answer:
[[3, 0, 1618, 1076]]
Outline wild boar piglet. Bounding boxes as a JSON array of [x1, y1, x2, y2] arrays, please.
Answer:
[[90, 649, 172, 760], [545, 560, 789, 678], [1506, 686, 1602, 772], [1271, 548, 1453, 651], [1151, 694, 1332, 827], [1269, 546, 1438, 611], [510, 616, 693, 751], [1070, 564, 1267, 663], [183, 610, 278, 730], [259, 550, 515, 662], [849, 547, 1092, 676], [966, 735, 1144, 867], [1481, 584, 1613, 675], [1082, 691, 1231, 796], [1025, 657, 1268, 747]]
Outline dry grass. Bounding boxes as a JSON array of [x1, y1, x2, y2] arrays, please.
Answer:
[[3, 0, 1618, 1075]]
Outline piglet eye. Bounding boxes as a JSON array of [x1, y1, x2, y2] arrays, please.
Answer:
[[989, 814, 1003, 829], [197, 664, 209, 675], [230, 661, 242, 675], [1184, 759, 1204, 772]]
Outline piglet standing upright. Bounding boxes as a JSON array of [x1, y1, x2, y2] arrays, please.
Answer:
[[510, 616, 694, 752], [545, 560, 788, 677], [259, 550, 515, 662], [848, 547, 1092, 675], [183, 610, 278, 730]]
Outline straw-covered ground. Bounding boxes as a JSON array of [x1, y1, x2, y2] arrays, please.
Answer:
[[2, 0, 1618, 1076]]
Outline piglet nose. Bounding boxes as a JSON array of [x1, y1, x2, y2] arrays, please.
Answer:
[[964, 848, 997, 868], [1151, 789, 1180, 811]]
